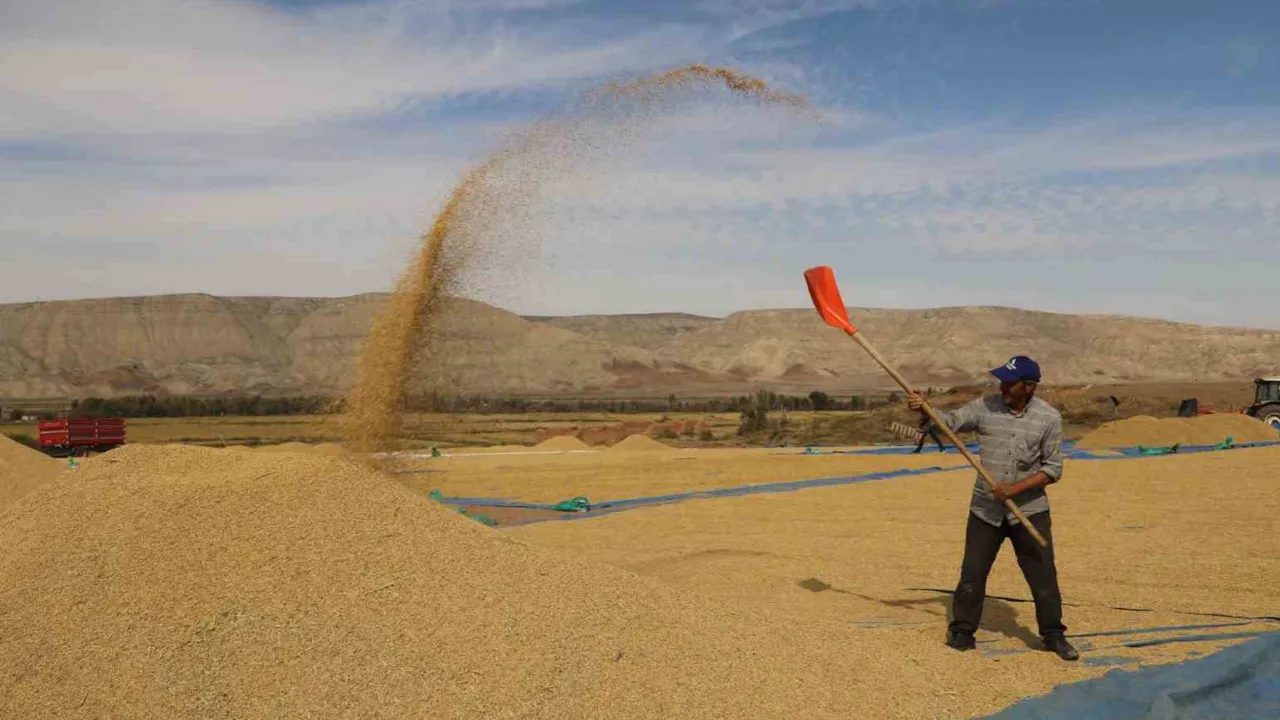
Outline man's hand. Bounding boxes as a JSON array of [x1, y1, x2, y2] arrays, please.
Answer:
[[991, 482, 1019, 504], [905, 391, 927, 414]]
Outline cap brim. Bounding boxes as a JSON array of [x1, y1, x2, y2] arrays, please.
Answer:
[[990, 366, 1021, 383]]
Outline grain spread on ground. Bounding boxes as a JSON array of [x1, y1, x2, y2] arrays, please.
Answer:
[[606, 434, 675, 452], [7, 443, 1276, 718], [1076, 413, 1278, 449], [0, 445, 856, 718], [534, 435, 592, 451], [0, 434, 60, 511]]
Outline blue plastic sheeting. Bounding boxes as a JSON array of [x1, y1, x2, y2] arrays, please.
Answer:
[[437, 464, 965, 517], [1113, 440, 1280, 456], [983, 630, 1280, 720], [785, 440, 1279, 459], [1074, 622, 1255, 639], [786, 443, 982, 456], [437, 498, 569, 510], [1120, 630, 1276, 649], [435, 439, 1280, 522]]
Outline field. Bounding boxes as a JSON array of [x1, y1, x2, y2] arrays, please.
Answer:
[[3, 381, 1277, 718], [0, 381, 1262, 452], [4, 409, 1279, 718]]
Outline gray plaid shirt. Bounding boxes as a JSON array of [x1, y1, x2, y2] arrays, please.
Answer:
[[939, 394, 1064, 527]]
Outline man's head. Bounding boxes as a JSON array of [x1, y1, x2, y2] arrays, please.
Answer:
[[990, 355, 1040, 409]]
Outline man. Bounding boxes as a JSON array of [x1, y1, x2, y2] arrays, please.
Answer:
[[906, 355, 1078, 661]]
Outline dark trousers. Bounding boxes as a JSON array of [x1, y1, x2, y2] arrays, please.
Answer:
[[950, 510, 1067, 639]]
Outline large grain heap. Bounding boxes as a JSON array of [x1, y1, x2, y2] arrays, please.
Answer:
[[0, 445, 852, 718], [1076, 413, 1278, 449], [0, 434, 59, 511]]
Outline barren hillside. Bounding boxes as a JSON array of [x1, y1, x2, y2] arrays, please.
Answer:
[[2, 295, 1279, 399]]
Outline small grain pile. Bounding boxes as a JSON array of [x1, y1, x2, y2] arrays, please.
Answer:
[[1077, 413, 1278, 449], [0, 445, 856, 718], [0, 434, 59, 511], [343, 66, 808, 455], [608, 434, 675, 453], [535, 435, 591, 451]]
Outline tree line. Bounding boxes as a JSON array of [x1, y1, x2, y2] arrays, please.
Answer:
[[3, 387, 937, 421]]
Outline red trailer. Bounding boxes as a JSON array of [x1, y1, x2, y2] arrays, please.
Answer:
[[38, 417, 127, 456]]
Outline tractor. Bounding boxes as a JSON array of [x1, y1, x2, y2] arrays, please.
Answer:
[[1246, 377, 1280, 430]]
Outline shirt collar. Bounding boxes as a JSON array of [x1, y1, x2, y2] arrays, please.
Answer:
[[1001, 396, 1032, 417]]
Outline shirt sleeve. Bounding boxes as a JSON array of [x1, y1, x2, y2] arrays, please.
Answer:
[[940, 397, 984, 434], [1040, 416, 1064, 483]]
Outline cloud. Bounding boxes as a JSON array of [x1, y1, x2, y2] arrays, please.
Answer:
[[0, 0, 706, 139], [2, 0, 1279, 331]]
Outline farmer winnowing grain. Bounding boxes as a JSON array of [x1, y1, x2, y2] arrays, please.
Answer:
[[906, 355, 1079, 662]]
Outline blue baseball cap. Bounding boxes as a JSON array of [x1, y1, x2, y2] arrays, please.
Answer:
[[990, 355, 1041, 383]]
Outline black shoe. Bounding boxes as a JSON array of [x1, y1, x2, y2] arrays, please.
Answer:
[[946, 630, 976, 652], [1043, 635, 1079, 661]]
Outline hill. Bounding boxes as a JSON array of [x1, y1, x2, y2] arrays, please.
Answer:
[[2, 294, 1279, 398]]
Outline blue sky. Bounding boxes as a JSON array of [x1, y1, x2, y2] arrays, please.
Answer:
[[1, 0, 1277, 328]]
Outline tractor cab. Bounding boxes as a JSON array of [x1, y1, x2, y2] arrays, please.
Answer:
[[1248, 378, 1280, 430]]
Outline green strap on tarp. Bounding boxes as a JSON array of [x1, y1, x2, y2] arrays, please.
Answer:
[[1135, 443, 1180, 456], [551, 496, 591, 512], [1134, 437, 1235, 455], [453, 507, 499, 526]]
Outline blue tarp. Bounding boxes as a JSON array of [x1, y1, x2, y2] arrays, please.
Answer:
[[983, 631, 1280, 720], [435, 440, 1280, 523], [787, 440, 1280, 458], [440, 464, 964, 520]]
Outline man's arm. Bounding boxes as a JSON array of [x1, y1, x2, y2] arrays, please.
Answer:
[[907, 393, 983, 434], [992, 417, 1063, 503]]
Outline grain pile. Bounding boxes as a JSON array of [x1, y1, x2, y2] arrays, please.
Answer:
[[343, 65, 807, 454], [607, 434, 675, 453], [1076, 413, 1278, 449], [535, 435, 591, 451], [1, 444, 889, 719], [0, 434, 59, 511]]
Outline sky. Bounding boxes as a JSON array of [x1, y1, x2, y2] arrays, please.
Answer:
[[1, 0, 1278, 327]]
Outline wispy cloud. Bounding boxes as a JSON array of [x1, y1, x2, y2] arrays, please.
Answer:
[[0, 0, 704, 138], [1, 0, 1279, 331]]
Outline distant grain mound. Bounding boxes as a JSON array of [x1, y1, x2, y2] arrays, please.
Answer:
[[608, 434, 675, 453], [0, 445, 830, 718], [535, 435, 591, 451], [0, 435, 59, 511], [1077, 413, 1278, 449]]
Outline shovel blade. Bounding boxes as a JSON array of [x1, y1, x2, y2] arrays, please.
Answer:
[[803, 266, 857, 334]]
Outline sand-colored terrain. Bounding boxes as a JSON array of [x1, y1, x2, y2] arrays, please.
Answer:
[[1, 439, 1277, 718], [0, 434, 61, 511], [1076, 413, 1277, 448]]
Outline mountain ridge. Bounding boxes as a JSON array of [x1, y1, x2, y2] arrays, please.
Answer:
[[2, 293, 1278, 398]]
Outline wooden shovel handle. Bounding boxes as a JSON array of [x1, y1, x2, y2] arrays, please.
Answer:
[[848, 331, 1048, 547]]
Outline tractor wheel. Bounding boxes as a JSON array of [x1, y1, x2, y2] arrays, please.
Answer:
[[1256, 405, 1280, 432]]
